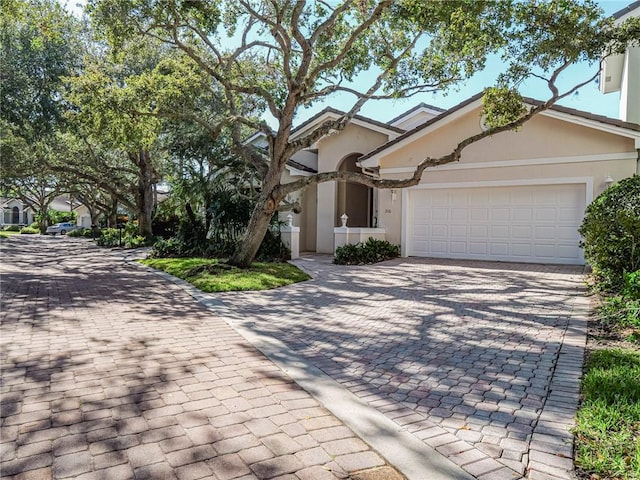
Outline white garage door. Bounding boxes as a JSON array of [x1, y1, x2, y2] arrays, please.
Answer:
[[407, 184, 586, 264]]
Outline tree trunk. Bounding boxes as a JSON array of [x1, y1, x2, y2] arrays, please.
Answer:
[[228, 201, 275, 267], [35, 195, 51, 234], [87, 206, 96, 227], [38, 208, 47, 234], [108, 194, 118, 227], [229, 171, 282, 267], [134, 149, 155, 237]]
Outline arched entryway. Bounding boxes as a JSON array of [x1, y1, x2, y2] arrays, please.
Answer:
[[336, 154, 372, 227], [11, 206, 19, 224]]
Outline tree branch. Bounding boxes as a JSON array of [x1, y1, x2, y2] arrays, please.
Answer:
[[277, 62, 602, 198]]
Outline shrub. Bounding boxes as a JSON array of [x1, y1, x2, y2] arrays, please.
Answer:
[[255, 227, 290, 262], [150, 226, 290, 262], [622, 270, 640, 300], [597, 270, 640, 338], [334, 238, 400, 265], [579, 175, 640, 293], [3, 225, 21, 232], [96, 225, 151, 248], [19, 226, 39, 234], [152, 214, 179, 239], [599, 296, 640, 331], [67, 228, 98, 238], [150, 237, 190, 258]]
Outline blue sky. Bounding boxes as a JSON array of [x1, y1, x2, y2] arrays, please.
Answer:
[[302, 0, 631, 126]]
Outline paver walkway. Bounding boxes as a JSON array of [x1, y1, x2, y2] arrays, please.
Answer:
[[1, 237, 391, 480], [214, 255, 588, 480]]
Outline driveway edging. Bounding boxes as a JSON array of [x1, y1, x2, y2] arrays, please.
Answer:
[[526, 293, 588, 480]]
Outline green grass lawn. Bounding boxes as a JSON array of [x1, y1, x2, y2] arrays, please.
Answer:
[[574, 348, 640, 479], [140, 257, 310, 292]]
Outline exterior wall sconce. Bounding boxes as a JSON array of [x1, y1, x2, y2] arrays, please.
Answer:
[[391, 190, 397, 203], [340, 213, 348, 227], [604, 175, 614, 187]]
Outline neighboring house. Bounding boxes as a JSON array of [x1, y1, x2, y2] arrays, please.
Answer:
[[1, 198, 34, 227], [0, 194, 84, 228], [74, 204, 92, 228], [599, 0, 640, 124]]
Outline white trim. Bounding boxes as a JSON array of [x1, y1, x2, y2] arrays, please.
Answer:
[[242, 131, 268, 146], [290, 112, 402, 141], [359, 101, 481, 168], [390, 106, 443, 128], [286, 165, 314, 177], [380, 152, 637, 175], [402, 177, 594, 260]]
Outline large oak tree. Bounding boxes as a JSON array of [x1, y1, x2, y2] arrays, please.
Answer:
[[0, 0, 83, 232], [88, 0, 638, 266]]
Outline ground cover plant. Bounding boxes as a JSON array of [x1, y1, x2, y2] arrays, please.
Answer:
[[140, 257, 309, 292], [574, 349, 640, 479]]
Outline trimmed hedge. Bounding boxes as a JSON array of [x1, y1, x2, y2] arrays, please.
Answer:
[[334, 238, 400, 265], [67, 228, 100, 238], [96, 228, 148, 248], [579, 175, 640, 293]]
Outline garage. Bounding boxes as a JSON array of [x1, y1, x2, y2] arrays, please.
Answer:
[[406, 183, 587, 264]]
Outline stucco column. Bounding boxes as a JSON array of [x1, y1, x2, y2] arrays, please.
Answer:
[[280, 215, 300, 259], [316, 182, 336, 253]]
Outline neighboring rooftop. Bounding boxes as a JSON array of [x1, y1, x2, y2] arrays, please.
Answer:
[[387, 102, 445, 127], [290, 106, 406, 139], [612, 1, 640, 19]]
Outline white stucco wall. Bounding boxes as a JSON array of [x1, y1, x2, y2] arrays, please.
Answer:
[[620, 45, 640, 124], [374, 111, 639, 249]]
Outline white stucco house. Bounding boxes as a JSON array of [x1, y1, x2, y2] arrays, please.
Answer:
[[0, 194, 83, 228], [74, 204, 93, 228], [274, 2, 640, 266], [1, 198, 34, 227], [600, 0, 640, 124]]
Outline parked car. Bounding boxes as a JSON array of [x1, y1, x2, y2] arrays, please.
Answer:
[[46, 222, 79, 235]]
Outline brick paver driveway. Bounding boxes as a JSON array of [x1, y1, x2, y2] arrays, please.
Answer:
[[217, 255, 587, 480], [0, 237, 389, 480]]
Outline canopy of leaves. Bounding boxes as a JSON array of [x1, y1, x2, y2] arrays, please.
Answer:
[[0, 0, 82, 142]]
